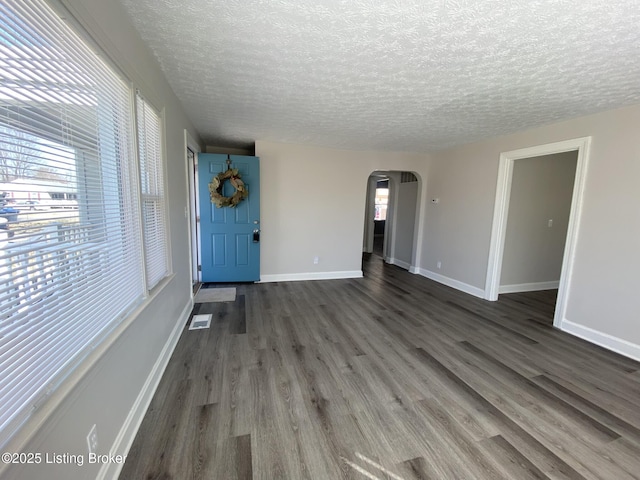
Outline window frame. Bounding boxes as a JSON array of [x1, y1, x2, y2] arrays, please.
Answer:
[[0, 0, 176, 451], [134, 91, 171, 292]]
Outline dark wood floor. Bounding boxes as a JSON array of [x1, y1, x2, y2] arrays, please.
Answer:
[[119, 254, 640, 480], [373, 234, 384, 256]]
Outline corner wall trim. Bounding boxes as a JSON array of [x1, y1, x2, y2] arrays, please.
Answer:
[[560, 319, 640, 362], [98, 299, 193, 480], [259, 270, 363, 283], [415, 268, 485, 299], [499, 281, 560, 294]]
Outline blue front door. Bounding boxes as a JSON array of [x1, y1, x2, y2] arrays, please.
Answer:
[[198, 154, 260, 282]]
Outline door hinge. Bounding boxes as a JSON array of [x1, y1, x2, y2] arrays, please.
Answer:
[[196, 216, 200, 223], [197, 265, 202, 271]]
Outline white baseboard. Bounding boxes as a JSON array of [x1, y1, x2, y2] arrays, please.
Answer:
[[499, 280, 560, 294], [560, 319, 640, 362], [414, 268, 485, 299], [98, 299, 193, 480], [388, 258, 412, 270], [259, 270, 363, 283], [409, 266, 419, 274]]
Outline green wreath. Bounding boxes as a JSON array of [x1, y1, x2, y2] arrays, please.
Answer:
[[209, 167, 248, 208]]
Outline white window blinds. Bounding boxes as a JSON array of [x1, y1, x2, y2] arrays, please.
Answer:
[[0, 0, 144, 445], [136, 93, 168, 289]]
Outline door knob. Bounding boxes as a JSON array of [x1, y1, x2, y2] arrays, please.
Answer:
[[253, 229, 260, 243]]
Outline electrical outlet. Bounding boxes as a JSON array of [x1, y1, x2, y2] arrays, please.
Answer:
[[87, 424, 98, 454], [437, 261, 442, 269], [313, 256, 319, 265]]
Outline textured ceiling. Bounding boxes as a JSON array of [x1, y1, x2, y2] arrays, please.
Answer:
[[119, 0, 640, 152]]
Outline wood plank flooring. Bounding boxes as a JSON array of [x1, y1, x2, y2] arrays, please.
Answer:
[[119, 254, 640, 480]]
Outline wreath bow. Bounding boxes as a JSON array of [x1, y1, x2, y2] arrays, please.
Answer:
[[209, 167, 248, 208]]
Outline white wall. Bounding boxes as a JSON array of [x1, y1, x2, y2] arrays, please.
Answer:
[[1, 0, 199, 478], [500, 152, 577, 290], [255, 140, 429, 281], [418, 145, 497, 296], [423, 103, 640, 357]]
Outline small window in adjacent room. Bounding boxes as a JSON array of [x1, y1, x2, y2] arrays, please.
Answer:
[[374, 186, 389, 220]]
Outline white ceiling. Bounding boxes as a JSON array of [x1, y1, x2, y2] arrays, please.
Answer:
[[119, 0, 640, 152]]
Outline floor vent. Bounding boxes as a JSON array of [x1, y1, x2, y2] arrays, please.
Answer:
[[189, 314, 212, 330]]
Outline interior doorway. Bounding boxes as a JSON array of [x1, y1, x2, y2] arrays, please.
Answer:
[[485, 137, 591, 328], [499, 151, 577, 296], [363, 170, 421, 271], [372, 178, 389, 257]]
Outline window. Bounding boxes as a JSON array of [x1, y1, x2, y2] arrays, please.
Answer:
[[0, 0, 145, 445], [136, 93, 169, 289], [374, 187, 389, 220]]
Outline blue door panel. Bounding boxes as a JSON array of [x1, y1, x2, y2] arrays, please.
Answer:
[[199, 154, 260, 282], [236, 234, 250, 266], [211, 234, 227, 267], [211, 205, 224, 224], [233, 185, 250, 224]]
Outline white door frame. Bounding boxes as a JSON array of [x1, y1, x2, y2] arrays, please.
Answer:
[[383, 175, 396, 262], [364, 173, 392, 259], [363, 176, 378, 253], [184, 130, 201, 285], [484, 137, 591, 328]]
